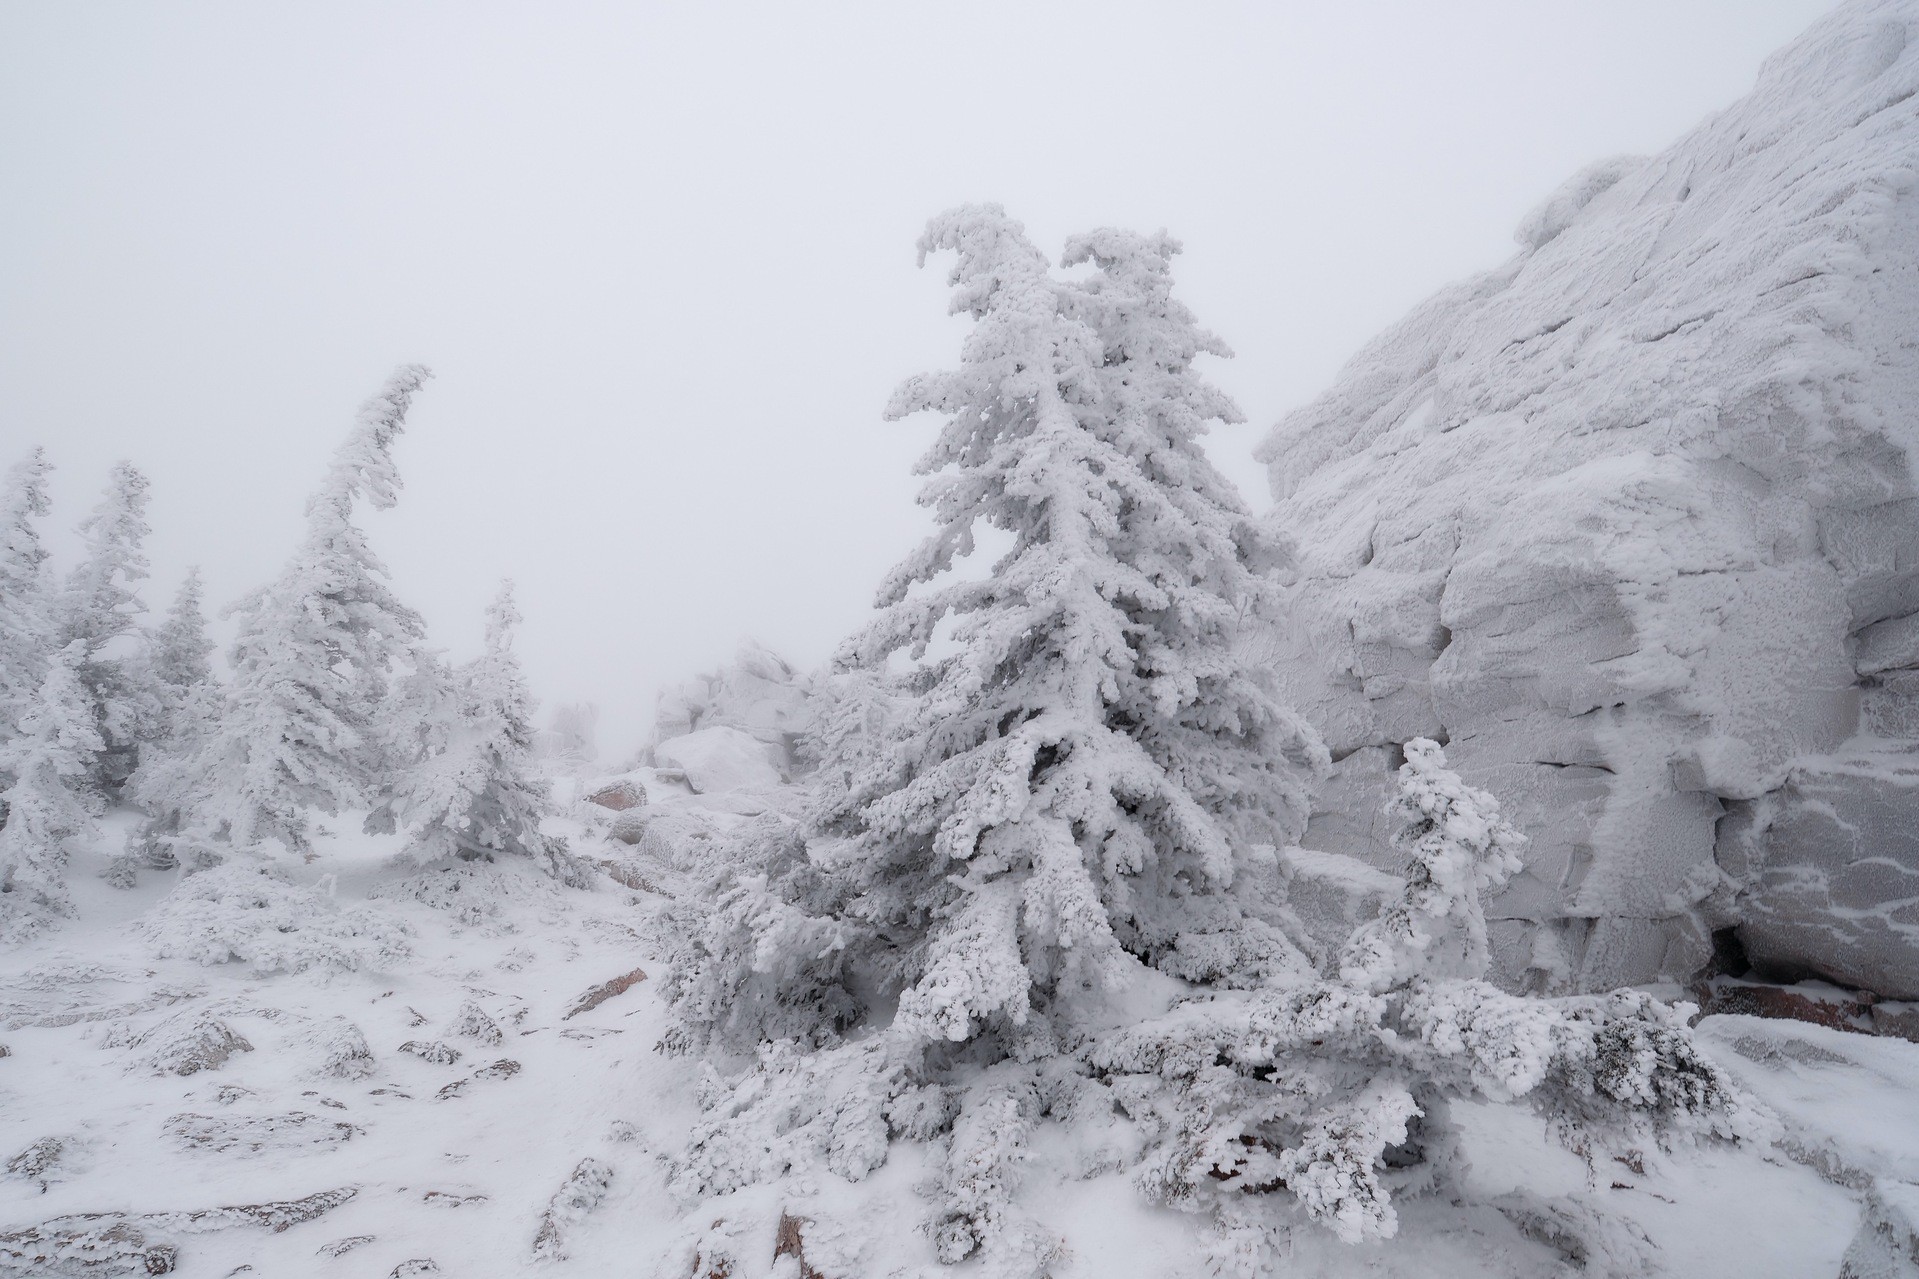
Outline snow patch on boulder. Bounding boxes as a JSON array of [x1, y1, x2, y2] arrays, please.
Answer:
[[653, 727, 784, 796]]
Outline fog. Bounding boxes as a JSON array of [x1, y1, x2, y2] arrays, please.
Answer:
[[0, 1, 1835, 757]]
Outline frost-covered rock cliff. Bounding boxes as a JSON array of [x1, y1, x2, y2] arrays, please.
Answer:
[[1260, 0, 1919, 996]]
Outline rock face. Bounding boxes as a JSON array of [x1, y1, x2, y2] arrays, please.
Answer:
[[1260, 0, 1919, 993], [1721, 745, 1919, 999]]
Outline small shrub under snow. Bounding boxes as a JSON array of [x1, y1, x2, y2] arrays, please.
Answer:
[[140, 863, 410, 975]]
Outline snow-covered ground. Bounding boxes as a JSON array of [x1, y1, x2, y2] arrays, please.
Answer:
[[0, 796, 1897, 1278]]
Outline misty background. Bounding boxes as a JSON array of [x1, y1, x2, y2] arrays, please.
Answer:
[[0, 1, 1834, 757]]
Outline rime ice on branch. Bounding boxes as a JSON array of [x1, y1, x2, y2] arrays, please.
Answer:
[[1095, 739, 1768, 1259]]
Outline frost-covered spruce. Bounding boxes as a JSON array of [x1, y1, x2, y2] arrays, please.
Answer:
[[0, 448, 55, 751], [370, 582, 576, 879], [0, 641, 104, 940], [121, 569, 221, 875], [665, 208, 1327, 1271], [56, 461, 155, 793], [143, 567, 216, 740], [807, 205, 1323, 1046], [142, 366, 431, 859], [1091, 740, 1769, 1264]]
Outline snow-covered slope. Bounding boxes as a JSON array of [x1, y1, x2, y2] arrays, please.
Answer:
[[1259, 0, 1919, 995], [0, 805, 1893, 1279]]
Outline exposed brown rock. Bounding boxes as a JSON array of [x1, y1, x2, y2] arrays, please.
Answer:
[[596, 859, 659, 891], [587, 780, 646, 812], [1869, 1000, 1919, 1044], [1692, 979, 1870, 1033], [773, 1212, 825, 1279], [563, 968, 648, 1020]]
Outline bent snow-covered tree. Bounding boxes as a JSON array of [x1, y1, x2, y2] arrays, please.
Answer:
[[370, 582, 575, 879], [0, 448, 55, 752], [0, 641, 104, 941], [140, 366, 431, 861]]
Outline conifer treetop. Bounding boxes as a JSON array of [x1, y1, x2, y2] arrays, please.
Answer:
[[61, 460, 152, 651], [0, 447, 53, 600], [809, 205, 1325, 1048]]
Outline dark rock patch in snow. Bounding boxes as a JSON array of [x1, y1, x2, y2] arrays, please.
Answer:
[[397, 1039, 461, 1065], [447, 1000, 503, 1045], [116, 1012, 252, 1077], [5, 1135, 66, 1189], [163, 1111, 360, 1155]]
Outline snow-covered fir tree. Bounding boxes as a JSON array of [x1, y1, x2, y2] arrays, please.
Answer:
[[661, 213, 1764, 1275], [672, 204, 1325, 1057], [140, 366, 431, 860], [0, 641, 104, 941], [118, 569, 220, 878], [145, 568, 215, 707], [0, 447, 55, 752], [57, 460, 155, 793], [369, 582, 577, 879], [665, 206, 1340, 1269]]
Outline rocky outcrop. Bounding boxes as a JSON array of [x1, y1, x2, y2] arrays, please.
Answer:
[[1261, 0, 1919, 994], [649, 640, 812, 777]]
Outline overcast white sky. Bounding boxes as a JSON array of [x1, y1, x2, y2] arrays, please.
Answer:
[[0, 1, 1836, 755]]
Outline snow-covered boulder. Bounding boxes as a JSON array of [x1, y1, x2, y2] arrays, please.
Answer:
[[650, 641, 811, 775], [653, 726, 784, 795], [1262, 0, 1919, 993]]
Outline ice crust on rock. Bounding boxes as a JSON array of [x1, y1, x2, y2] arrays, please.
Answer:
[[1260, 0, 1919, 994]]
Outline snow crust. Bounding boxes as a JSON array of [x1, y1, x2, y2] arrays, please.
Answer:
[[1259, 0, 1919, 995]]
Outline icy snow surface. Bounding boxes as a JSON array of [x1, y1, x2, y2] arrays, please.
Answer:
[[1260, 0, 1919, 995]]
